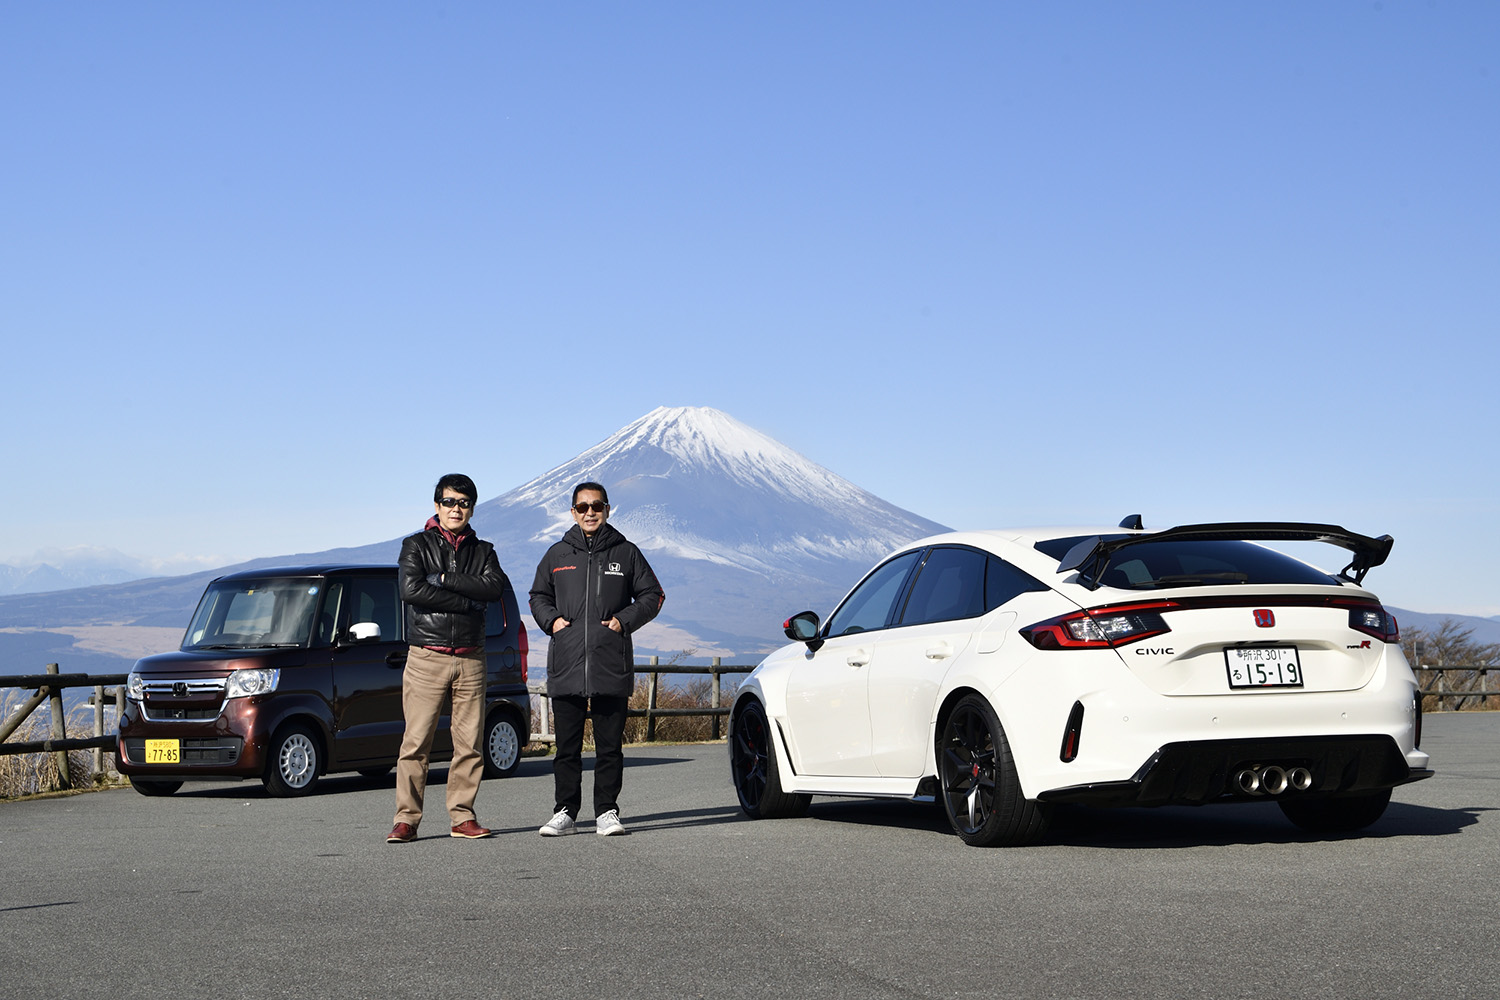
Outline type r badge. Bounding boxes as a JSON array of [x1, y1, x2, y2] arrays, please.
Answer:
[[1253, 610, 1275, 628]]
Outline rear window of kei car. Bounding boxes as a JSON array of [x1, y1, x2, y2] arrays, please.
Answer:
[[183, 578, 324, 650], [1035, 536, 1340, 590]]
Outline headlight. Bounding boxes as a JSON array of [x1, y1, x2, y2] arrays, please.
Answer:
[[225, 667, 281, 698], [127, 672, 144, 701]]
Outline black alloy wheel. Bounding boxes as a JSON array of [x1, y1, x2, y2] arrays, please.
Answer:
[[730, 700, 810, 819], [937, 694, 1048, 847]]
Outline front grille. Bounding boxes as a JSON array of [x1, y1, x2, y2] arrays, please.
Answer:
[[141, 705, 221, 721], [123, 737, 243, 765], [139, 676, 227, 722]]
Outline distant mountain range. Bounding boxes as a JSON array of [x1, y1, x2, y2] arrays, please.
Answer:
[[0, 548, 222, 596], [1, 406, 1495, 682]]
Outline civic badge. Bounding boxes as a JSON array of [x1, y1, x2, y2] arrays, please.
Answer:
[[1253, 609, 1275, 628]]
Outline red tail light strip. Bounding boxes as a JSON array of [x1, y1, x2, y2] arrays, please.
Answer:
[[1022, 594, 1399, 650]]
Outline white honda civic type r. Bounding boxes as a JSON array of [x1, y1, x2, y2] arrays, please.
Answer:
[[727, 519, 1432, 846]]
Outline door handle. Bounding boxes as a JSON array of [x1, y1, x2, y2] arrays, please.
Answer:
[[925, 644, 952, 660], [846, 652, 869, 668], [385, 651, 407, 668]]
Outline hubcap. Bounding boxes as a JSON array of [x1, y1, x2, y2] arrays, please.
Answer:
[[280, 734, 316, 788]]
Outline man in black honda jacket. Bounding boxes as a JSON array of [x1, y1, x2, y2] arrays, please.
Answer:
[[530, 481, 664, 837], [387, 473, 508, 844]]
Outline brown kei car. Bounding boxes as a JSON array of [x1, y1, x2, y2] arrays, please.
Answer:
[[116, 565, 530, 796]]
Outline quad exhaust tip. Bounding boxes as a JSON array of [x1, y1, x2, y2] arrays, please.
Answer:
[[1234, 765, 1313, 796]]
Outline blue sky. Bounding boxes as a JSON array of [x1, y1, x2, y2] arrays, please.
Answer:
[[2, 3, 1496, 616]]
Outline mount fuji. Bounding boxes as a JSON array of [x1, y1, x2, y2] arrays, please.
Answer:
[[468, 406, 949, 652], [0, 407, 948, 667]]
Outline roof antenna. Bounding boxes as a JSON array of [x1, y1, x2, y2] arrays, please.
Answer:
[[1118, 514, 1144, 530]]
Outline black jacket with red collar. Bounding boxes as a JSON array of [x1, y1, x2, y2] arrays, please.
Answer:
[[399, 518, 508, 651], [528, 522, 664, 697]]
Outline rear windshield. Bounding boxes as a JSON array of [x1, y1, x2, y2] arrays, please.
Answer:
[[1035, 536, 1340, 590], [183, 578, 324, 650]]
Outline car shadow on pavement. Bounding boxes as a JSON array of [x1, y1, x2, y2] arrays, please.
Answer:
[[795, 797, 1487, 848], [1042, 800, 1486, 849]]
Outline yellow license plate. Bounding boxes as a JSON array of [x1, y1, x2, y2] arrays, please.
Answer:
[[145, 738, 180, 764]]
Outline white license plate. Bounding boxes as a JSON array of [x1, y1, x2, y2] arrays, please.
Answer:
[[1225, 646, 1303, 688]]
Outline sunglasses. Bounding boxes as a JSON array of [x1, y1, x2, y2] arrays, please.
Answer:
[[437, 497, 474, 509], [572, 501, 608, 514]]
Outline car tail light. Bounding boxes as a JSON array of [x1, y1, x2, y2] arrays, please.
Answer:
[[1021, 602, 1174, 650], [519, 625, 529, 685], [1347, 605, 1399, 643]]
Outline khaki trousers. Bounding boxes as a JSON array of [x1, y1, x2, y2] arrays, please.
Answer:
[[393, 646, 486, 827]]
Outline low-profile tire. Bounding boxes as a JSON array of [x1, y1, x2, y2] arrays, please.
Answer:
[[357, 765, 393, 779], [129, 777, 182, 797], [730, 700, 810, 819], [482, 709, 525, 779], [1278, 788, 1392, 834], [938, 694, 1049, 847], [262, 724, 321, 797]]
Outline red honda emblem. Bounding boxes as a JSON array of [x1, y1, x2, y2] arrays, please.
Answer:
[[1253, 609, 1275, 628]]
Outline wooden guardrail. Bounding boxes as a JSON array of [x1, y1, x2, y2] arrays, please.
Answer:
[[528, 656, 756, 744], [0, 664, 127, 790], [1415, 665, 1497, 711]]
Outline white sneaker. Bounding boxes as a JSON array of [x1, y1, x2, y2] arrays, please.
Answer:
[[595, 809, 627, 836], [538, 808, 577, 837]]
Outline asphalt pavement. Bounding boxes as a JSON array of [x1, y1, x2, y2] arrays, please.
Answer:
[[2, 713, 1497, 1000]]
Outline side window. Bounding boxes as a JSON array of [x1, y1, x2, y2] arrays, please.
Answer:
[[349, 577, 402, 643], [315, 581, 346, 647], [985, 556, 1049, 611], [825, 551, 922, 637], [900, 547, 988, 625]]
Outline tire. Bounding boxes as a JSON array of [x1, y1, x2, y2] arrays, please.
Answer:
[[937, 694, 1049, 847], [262, 724, 321, 797], [730, 700, 810, 819], [129, 777, 182, 797], [482, 709, 525, 779], [1278, 788, 1392, 834]]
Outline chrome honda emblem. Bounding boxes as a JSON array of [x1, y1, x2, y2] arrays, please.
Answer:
[[172, 682, 188, 696], [1253, 609, 1275, 628]]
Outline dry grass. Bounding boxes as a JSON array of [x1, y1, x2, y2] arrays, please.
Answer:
[[0, 691, 123, 800]]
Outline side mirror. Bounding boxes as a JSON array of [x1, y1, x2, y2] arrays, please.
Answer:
[[348, 621, 383, 643], [784, 611, 823, 651]]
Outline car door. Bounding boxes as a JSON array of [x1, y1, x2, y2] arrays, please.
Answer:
[[871, 549, 1050, 777], [328, 574, 409, 765], [784, 550, 921, 777]]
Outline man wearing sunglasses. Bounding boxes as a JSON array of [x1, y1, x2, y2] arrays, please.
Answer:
[[530, 481, 664, 837], [387, 473, 509, 844]]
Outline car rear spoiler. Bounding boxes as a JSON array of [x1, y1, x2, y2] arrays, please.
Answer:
[[1057, 522, 1394, 587]]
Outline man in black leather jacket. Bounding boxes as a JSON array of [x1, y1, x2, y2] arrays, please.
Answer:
[[387, 473, 508, 844], [530, 481, 664, 837]]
